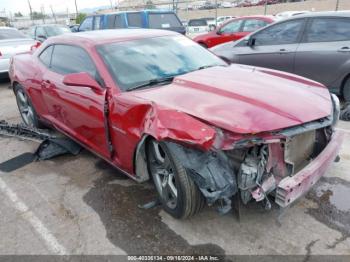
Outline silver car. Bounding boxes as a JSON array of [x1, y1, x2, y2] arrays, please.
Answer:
[[211, 11, 350, 101], [0, 27, 36, 77]]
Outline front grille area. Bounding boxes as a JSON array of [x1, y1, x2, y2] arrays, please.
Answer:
[[284, 130, 316, 174]]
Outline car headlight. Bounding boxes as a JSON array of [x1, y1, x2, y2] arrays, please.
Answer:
[[331, 94, 340, 126]]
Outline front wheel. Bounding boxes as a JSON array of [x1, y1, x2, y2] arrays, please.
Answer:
[[343, 77, 350, 102], [147, 140, 204, 219]]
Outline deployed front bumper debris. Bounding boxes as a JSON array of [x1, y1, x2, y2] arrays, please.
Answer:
[[0, 120, 81, 172]]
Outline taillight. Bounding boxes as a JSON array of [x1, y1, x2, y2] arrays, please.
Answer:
[[30, 41, 41, 52]]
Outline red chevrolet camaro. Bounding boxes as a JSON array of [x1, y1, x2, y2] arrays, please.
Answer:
[[10, 29, 343, 219], [193, 16, 275, 48]]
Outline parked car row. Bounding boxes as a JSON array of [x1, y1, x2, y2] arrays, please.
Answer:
[[211, 11, 350, 101], [193, 15, 275, 48]]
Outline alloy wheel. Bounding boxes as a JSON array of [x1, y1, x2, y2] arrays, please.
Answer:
[[148, 141, 178, 209]]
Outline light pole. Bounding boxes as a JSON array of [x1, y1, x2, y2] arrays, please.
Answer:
[[264, 0, 268, 15], [74, 0, 78, 18], [215, 0, 218, 28], [335, 0, 340, 11]]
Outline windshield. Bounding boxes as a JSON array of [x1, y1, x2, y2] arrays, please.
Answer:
[[0, 29, 27, 39], [98, 35, 225, 91], [45, 26, 71, 37], [148, 13, 182, 29], [188, 19, 207, 27]]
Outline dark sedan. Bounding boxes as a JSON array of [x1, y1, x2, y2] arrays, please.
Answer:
[[211, 11, 350, 101], [29, 24, 71, 42]]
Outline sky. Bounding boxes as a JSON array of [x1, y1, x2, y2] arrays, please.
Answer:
[[0, 0, 118, 15]]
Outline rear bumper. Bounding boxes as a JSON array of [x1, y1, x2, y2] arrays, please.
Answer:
[[275, 130, 344, 207]]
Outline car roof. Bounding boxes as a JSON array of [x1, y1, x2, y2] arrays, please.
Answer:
[[90, 9, 176, 17], [47, 29, 177, 46], [284, 11, 350, 19]]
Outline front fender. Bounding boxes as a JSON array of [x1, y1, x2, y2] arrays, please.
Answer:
[[143, 105, 216, 150]]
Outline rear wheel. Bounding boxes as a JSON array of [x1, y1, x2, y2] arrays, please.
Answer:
[[147, 140, 204, 219], [199, 42, 208, 48], [14, 84, 42, 128], [343, 77, 350, 102]]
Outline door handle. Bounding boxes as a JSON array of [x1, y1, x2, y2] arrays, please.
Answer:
[[279, 48, 288, 54], [338, 47, 350, 53]]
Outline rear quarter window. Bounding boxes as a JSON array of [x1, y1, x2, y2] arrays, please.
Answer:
[[148, 13, 182, 29], [39, 45, 54, 67], [305, 17, 350, 42]]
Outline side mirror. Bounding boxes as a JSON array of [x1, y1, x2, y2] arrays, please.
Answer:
[[216, 29, 222, 35], [37, 35, 47, 42], [248, 37, 256, 47], [63, 72, 102, 92]]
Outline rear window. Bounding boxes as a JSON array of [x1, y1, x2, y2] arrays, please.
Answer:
[[188, 19, 207, 27], [0, 29, 27, 39], [127, 13, 142, 27], [148, 13, 182, 29]]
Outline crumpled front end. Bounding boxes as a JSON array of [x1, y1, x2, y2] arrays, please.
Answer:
[[165, 94, 344, 213]]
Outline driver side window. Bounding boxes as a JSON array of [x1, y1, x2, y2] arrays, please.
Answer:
[[219, 20, 242, 34], [253, 19, 305, 46], [50, 44, 97, 77]]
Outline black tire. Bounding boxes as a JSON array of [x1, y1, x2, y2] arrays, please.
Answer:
[[14, 84, 43, 128], [199, 42, 208, 48], [343, 77, 350, 102], [147, 140, 205, 219]]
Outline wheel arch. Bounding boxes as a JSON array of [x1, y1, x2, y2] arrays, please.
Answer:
[[133, 134, 155, 182], [341, 72, 350, 98]]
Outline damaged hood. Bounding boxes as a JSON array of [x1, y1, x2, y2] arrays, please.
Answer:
[[132, 64, 332, 134]]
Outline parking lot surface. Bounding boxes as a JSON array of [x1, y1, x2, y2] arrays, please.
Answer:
[[0, 79, 350, 256]]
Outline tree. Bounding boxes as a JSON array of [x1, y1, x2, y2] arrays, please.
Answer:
[[14, 12, 23, 17], [145, 0, 156, 9], [31, 11, 45, 20], [76, 13, 86, 24]]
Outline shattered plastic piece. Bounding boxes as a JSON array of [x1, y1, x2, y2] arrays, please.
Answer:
[[0, 153, 37, 172], [0, 120, 82, 171], [36, 138, 82, 160], [137, 199, 160, 209], [166, 142, 237, 206]]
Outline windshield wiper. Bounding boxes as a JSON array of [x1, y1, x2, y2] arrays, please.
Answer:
[[196, 64, 227, 71], [126, 76, 175, 92]]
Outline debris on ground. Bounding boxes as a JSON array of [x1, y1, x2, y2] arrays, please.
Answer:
[[0, 120, 82, 172]]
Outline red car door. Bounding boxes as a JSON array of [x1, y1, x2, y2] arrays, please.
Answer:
[[212, 19, 244, 46], [40, 44, 110, 158]]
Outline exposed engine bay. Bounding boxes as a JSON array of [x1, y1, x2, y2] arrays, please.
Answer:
[[162, 93, 342, 214]]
